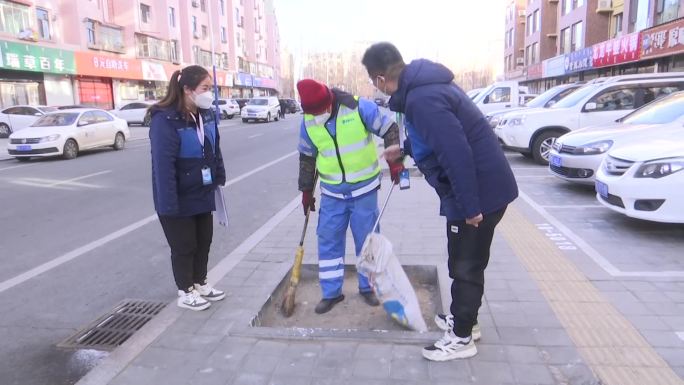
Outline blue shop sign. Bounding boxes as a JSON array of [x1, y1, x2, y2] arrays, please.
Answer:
[[564, 47, 594, 74], [235, 72, 253, 87]]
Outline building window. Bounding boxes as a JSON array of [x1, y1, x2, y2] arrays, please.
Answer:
[[202, 25, 207, 39], [562, 0, 572, 15], [534, 9, 540, 32], [221, 26, 227, 43], [613, 12, 623, 37], [86, 20, 96, 46], [136, 34, 172, 61], [199, 49, 212, 66], [36, 8, 50, 39], [220, 0, 225, 15], [560, 27, 571, 54], [527, 15, 533, 35], [222, 52, 229, 69], [534, 42, 540, 63], [656, 0, 681, 24], [170, 40, 179, 63], [168, 7, 175, 27], [192, 16, 198, 35], [571, 21, 583, 51], [0, 0, 30, 35], [574, 0, 584, 8], [200, 0, 206, 12], [99, 24, 125, 52], [140, 3, 151, 24]]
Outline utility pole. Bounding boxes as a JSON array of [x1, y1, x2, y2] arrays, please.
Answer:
[[207, 0, 221, 122]]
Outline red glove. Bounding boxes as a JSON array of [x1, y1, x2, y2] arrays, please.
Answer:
[[388, 161, 405, 185], [302, 191, 316, 215]]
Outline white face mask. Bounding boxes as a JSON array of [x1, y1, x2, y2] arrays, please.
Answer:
[[314, 112, 330, 125], [192, 91, 214, 109]]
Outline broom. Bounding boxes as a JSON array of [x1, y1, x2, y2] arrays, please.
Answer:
[[281, 172, 318, 317]]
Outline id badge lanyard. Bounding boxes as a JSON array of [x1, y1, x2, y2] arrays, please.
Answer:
[[190, 113, 205, 152]]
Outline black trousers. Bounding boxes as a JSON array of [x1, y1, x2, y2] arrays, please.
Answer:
[[159, 212, 213, 292], [447, 207, 507, 337]]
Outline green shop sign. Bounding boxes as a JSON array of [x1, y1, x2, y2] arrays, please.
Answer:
[[0, 40, 75, 74]]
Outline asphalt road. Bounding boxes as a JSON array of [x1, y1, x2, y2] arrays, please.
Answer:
[[0, 115, 302, 385]]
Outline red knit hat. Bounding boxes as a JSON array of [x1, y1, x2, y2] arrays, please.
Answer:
[[297, 79, 332, 115]]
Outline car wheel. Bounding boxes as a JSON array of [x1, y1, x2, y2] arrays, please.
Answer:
[[242, 118, 248, 123], [16, 157, 31, 162], [221, 111, 228, 120], [113, 132, 125, 150], [62, 139, 79, 160], [227, 114, 234, 120], [266, 113, 271, 122], [532, 131, 561, 165], [143, 114, 151, 127], [0, 123, 11, 138], [274, 113, 279, 122]]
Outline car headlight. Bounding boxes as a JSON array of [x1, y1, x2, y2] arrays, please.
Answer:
[[507, 115, 525, 126], [635, 158, 684, 179], [40, 134, 60, 143], [489, 116, 501, 128], [573, 140, 613, 155], [552, 140, 563, 151]]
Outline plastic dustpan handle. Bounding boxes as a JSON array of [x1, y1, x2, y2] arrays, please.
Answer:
[[371, 182, 396, 234]]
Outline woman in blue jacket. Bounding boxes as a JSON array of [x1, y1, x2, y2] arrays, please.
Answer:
[[149, 65, 227, 311]]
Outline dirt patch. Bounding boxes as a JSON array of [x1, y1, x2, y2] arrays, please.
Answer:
[[256, 265, 441, 332]]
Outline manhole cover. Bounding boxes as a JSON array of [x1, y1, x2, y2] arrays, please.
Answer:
[[58, 299, 166, 351]]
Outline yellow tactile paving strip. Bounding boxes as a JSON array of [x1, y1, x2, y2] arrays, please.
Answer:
[[500, 205, 684, 385]]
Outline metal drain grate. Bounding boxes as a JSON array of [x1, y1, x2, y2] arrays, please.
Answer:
[[58, 299, 166, 351]]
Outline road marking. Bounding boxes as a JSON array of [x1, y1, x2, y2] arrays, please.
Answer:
[[676, 332, 684, 342], [47, 170, 111, 187], [10, 170, 112, 189], [519, 189, 684, 278], [75, 195, 300, 385], [248, 133, 264, 139], [0, 151, 298, 295], [0, 164, 33, 172], [541, 205, 604, 209]]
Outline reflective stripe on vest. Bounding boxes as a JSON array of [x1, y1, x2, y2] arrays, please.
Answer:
[[304, 100, 380, 185]]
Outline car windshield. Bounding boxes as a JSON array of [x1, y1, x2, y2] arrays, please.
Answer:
[[551, 84, 600, 109], [247, 99, 268, 105], [31, 113, 79, 127], [526, 86, 575, 108], [621, 92, 684, 125], [471, 85, 495, 104]]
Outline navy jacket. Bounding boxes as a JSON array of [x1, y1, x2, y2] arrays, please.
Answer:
[[389, 59, 518, 220], [150, 106, 226, 217]]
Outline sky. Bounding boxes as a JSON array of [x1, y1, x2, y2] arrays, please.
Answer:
[[273, 0, 506, 75]]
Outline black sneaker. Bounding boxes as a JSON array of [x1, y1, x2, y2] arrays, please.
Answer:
[[315, 295, 345, 314], [360, 291, 380, 307]]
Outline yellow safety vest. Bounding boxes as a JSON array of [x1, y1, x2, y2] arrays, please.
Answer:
[[304, 100, 380, 185]]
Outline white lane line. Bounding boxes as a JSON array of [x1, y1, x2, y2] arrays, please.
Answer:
[[0, 163, 33, 172], [75, 195, 300, 385], [0, 151, 298, 295], [47, 170, 112, 188], [541, 205, 604, 209], [677, 332, 684, 342], [248, 133, 264, 139], [519, 189, 684, 278]]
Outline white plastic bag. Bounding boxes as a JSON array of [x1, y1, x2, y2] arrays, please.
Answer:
[[358, 232, 428, 332]]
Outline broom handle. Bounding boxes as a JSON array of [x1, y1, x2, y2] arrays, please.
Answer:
[[371, 181, 396, 234], [299, 172, 319, 246]]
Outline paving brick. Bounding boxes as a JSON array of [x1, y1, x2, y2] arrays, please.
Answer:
[[626, 315, 673, 331], [507, 346, 544, 364], [351, 357, 391, 379], [110, 365, 193, 385], [320, 341, 357, 359], [241, 354, 280, 374], [497, 327, 538, 346], [354, 342, 393, 359], [472, 343, 508, 362], [389, 358, 430, 380], [550, 363, 598, 385], [249, 340, 290, 356], [511, 363, 555, 384], [633, 291, 673, 303], [152, 331, 223, 352], [537, 346, 584, 366], [492, 312, 529, 328], [533, 328, 575, 347], [312, 356, 354, 378], [470, 361, 514, 384], [231, 372, 270, 385], [273, 352, 317, 377], [646, 302, 684, 316], [267, 375, 312, 385], [392, 344, 424, 360], [640, 330, 684, 348], [190, 368, 235, 385], [428, 359, 472, 380], [134, 346, 207, 370]]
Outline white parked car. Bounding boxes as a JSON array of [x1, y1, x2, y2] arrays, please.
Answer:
[[471, 81, 529, 115], [214, 98, 240, 119], [467, 87, 485, 100], [486, 83, 584, 129], [7, 109, 130, 161], [0, 105, 57, 138], [595, 139, 684, 224], [110, 101, 154, 126], [495, 72, 684, 164], [550, 91, 684, 184], [241, 96, 281, 123]]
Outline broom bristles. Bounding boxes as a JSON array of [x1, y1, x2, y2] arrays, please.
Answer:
[[281, 284, 296, 317]]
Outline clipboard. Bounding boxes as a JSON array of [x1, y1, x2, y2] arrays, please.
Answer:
[[214, 186, 228, 227]]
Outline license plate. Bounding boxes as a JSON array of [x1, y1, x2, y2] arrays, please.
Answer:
[[595, 180, 609, 198], [248, 113, 256, 117], [16, 145, 32, 151], [550, 155, 562, 167]]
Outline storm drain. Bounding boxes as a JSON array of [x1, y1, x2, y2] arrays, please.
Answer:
[[58, 299, 166, 351]]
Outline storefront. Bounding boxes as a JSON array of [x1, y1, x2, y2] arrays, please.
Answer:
[[0, 39, 76, 107], [640, 17, 684, 72], [234, 72, 254, 98]]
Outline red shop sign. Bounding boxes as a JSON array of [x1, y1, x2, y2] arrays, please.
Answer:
[[593, 32, 641, 68]]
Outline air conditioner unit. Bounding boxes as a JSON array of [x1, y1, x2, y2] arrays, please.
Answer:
[[548, 0, 558, 3], [192, 0, 200, 7], [516, 57, 525, 65], [547, 32, 558, 38], [596, 0, 612, 13], [193, 30, 200, 39], [519, 10, 526, 17]]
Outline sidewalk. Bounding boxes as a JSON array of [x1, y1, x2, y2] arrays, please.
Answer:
[[77, 177, 683, 385]]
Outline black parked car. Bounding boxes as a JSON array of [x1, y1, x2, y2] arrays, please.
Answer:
[[279, 98, 299, 114]]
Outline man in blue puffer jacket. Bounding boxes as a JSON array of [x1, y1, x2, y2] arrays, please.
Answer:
[[362, 42, 518, 361]]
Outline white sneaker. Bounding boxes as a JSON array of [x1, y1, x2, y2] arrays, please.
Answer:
[[177, 289, 211, 311], [422, 330, 477, 361], [194, 283, 225, 301], [434, 313, 481, 341]]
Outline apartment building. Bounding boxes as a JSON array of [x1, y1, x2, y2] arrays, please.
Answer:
[[0, 0, 281, 109], [503, 0, 526, 80]]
